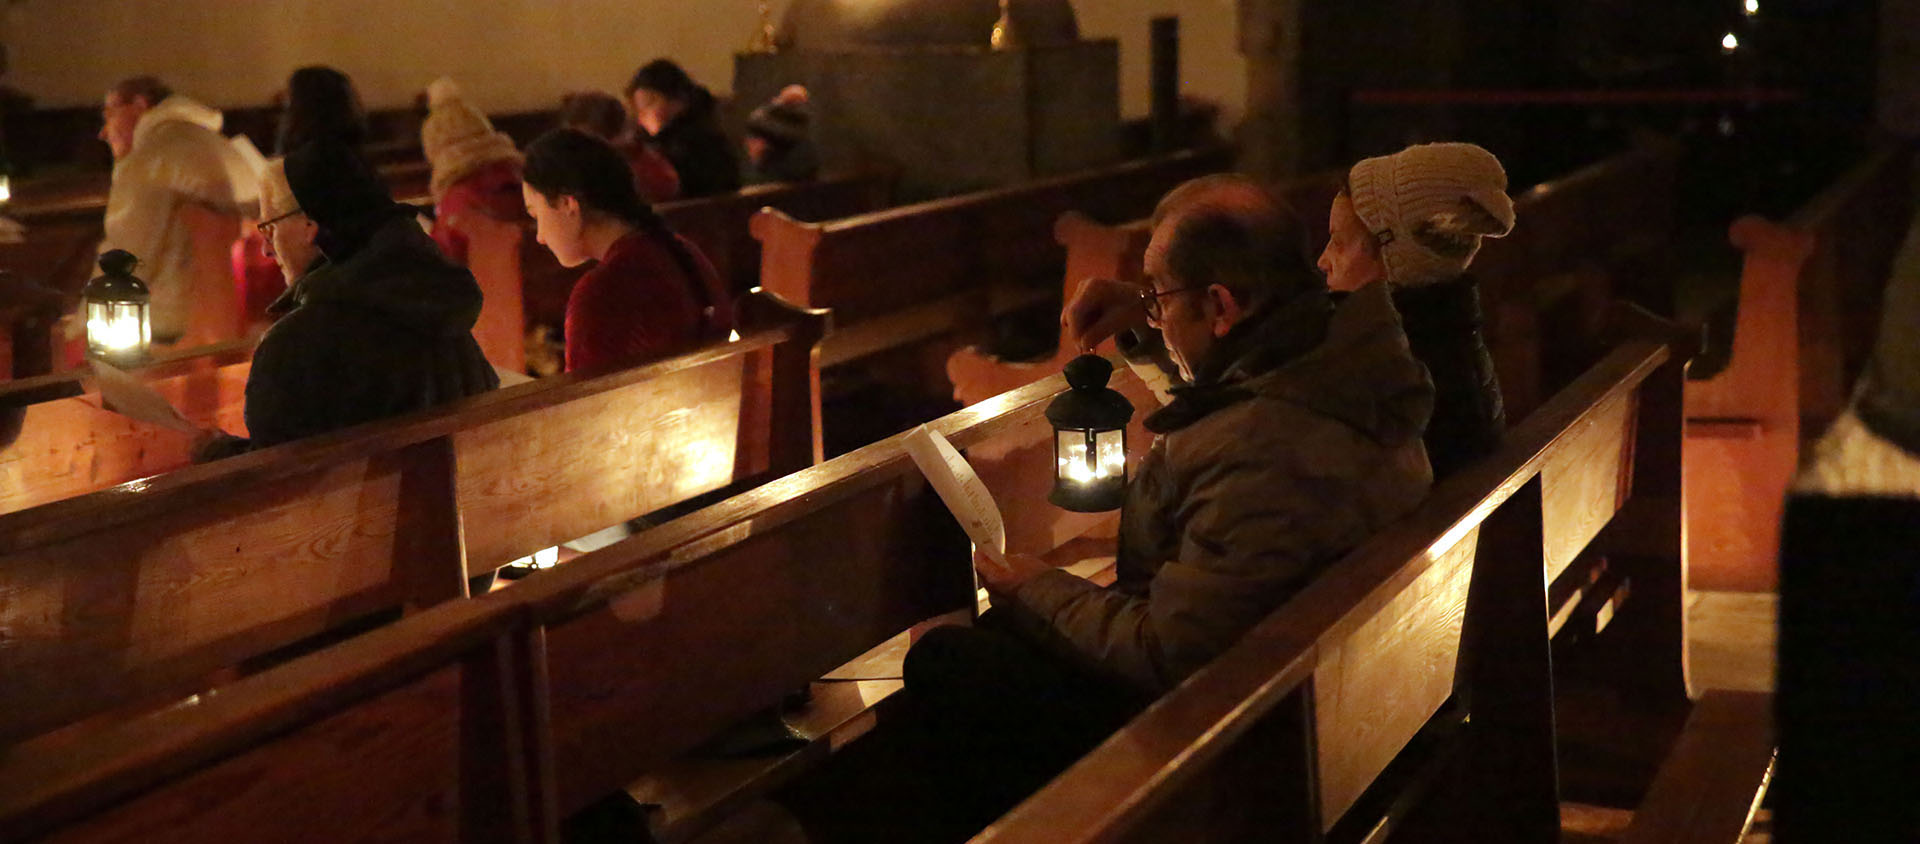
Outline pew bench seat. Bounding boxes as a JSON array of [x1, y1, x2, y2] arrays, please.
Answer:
[[1620, 689, 1775, 844]]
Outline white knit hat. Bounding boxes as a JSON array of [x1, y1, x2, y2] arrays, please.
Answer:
[[421, 77, 522, 203], [257, 157, 298, 223], [1346, 142, 1517, 286]]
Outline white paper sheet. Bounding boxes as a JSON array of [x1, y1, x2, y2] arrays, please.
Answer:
[[89, 360, 200, 433], [902, 424, 1006, 564]]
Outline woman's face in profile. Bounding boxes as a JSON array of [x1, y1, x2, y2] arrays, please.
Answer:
[[522, 184, 590, 268]]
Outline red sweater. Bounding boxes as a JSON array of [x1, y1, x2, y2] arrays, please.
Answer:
[[620, 142, 682, 205], [565, 228, 733, 374]]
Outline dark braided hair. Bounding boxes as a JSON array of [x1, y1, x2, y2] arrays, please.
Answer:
[[522, 128, 711, 311]]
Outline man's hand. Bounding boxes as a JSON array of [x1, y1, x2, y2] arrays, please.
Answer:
[[974, 549, 1053, 593], [1062, 277, 1149, 352]]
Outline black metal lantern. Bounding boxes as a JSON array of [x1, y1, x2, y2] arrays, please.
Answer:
[[1046, 354, 1135, 512], [82, 250, 151, 364]]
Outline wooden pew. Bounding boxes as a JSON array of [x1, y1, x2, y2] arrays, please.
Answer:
[[947, 171, 1342, 406], [0, 595, 548, 844], [1619, 689, 1775, 844], [974, 318, 1690, 842], [0, 291, 825, 748], [0, 353, 1160, 844], [749, 148, 1232, 387], [1683, 140, 1915, 591]]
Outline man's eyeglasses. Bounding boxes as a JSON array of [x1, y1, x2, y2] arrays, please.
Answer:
[[258, 207, 304, 239], [1139, 284, 1206, 322]]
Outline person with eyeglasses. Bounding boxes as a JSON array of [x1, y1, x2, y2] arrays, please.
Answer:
[[193, 139, 498, 463], [873, 174, 1436, 839]]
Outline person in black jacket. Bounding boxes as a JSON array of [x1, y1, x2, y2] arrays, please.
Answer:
[[625, 59, 740, 198], [194, 139, 499, 460], [1318, 142, 1516, 478]]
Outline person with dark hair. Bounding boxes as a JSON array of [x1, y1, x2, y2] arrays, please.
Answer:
[[743, 85, 818, 185], [879, 175, 1435, 835], [1319, 142, 1516, 478], [520, 128, 732, 373], [624, 59, 739, 198], [419, 77, 525, 265], [236, 66, 372, 332], [274, 65, 367, 156], [99, 75, 257, 345], [194, 139, 498, 459], [558, 90, 680, 204]]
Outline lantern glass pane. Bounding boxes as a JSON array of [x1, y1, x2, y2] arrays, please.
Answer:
[[1095, 428, 1126, 477], [87, 300, 148, 354], [1056, 429, 1092, 484]]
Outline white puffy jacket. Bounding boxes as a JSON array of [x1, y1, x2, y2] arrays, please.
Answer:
[[100, 95, 258, 341]]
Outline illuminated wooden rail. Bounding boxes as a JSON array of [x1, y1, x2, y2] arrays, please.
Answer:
[[0, 289, 826, 752]]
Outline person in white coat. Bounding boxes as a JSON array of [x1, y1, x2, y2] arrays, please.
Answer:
[[98, 76, 258, 344]]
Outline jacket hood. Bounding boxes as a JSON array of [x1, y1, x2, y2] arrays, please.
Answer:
[[279, 214, 485, 338], [1149, 281, 1432, 444], [131, 95, 225, 151], [1259, 281, 1434, 445]]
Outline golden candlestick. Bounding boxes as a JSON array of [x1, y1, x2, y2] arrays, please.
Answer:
[[990, 0, 1023, 51], [747, 1, 779, 53]]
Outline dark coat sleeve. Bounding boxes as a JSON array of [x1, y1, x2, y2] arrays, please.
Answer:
[[1392, 276, 1504, 478]]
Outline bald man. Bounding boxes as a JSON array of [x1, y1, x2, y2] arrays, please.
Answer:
[[890, 176, 1436, 830]]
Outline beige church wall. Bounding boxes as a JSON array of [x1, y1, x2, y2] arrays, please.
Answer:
[[5, 0, 1244, 128]]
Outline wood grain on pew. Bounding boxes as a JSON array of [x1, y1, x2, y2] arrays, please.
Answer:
[[1620, 689, 1775, 844], [509, 360, 1156, 824], [975, 320, 1689, 843], [0, 596, 547, 844], [0, 291, 824, 749]]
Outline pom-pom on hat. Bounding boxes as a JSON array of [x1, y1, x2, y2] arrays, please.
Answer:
[[421, 77, 522, 203], [1345, 142, 1517, 286]]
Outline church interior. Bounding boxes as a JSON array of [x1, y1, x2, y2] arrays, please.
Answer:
[[0, 0, 1915, 840]]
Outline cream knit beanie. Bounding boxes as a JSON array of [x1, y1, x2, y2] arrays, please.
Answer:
[[257, 157, 298, 223], [1346, 142, 1517, 287], [421, 77, 522, 203]]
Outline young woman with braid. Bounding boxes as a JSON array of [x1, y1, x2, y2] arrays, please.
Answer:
[[520, 128, 733, 373]]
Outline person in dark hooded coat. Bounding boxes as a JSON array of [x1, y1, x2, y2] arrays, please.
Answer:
[[195, 139, 498, 459], [625, 59, 740, 198]]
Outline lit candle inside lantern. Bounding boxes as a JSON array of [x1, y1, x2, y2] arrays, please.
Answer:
[[82, 250, 152, 363]]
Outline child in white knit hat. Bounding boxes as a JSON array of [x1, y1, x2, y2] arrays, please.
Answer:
[[1319, 141, 1516, 477]]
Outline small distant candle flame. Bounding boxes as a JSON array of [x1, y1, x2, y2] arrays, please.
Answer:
[[1744, 0, 1758, 15], [1721, 32, 1740, 52]]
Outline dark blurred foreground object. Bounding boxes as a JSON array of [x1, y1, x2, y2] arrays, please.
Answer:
[[1776, 493, 1920, 841]]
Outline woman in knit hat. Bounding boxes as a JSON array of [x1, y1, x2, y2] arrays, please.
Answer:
[[625, 58, 740, 198], [744, 85, 819, 185], [520, 128, 733, 374], [1317, 141, 1516, 478], [557, 90, 680, 203], [421, 77, 525, 265]]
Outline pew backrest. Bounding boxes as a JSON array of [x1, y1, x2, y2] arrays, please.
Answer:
[[0, 353, 1156, 842], [0, 596, 547, 844], [975, 322, 1688, 842], [0, 291, 825, 747], [751, 147, 1232, 368], [1684, 140, 1915, 591]]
